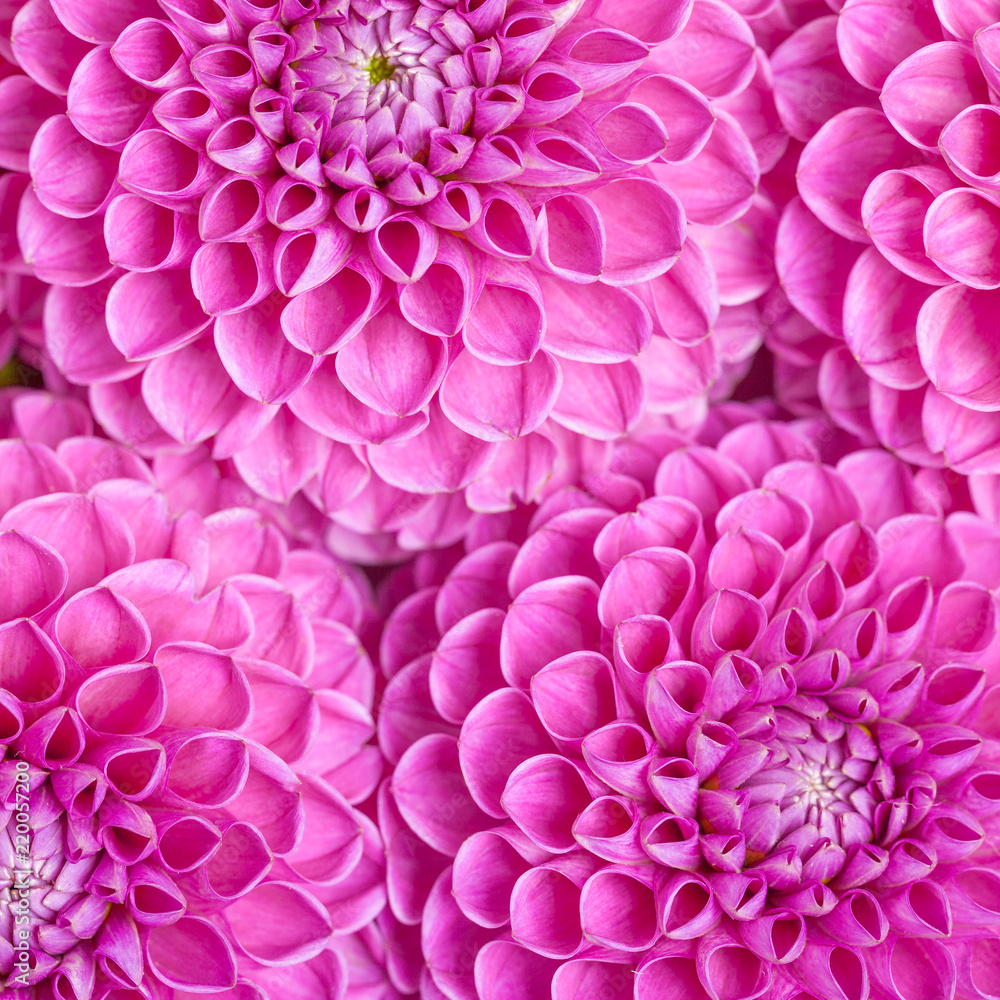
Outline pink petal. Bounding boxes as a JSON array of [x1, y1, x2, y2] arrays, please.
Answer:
[[336, 304, 447, 416], [393, 733, 492, 856], [440, 348, 562, 442], [934, 0, 1000, 39], [716, 50, 789, 174], [0, 73, 62, 171], [45, 278, 143, 384], [939, 104, 1000, 191], [10, 0, 93, 96], [860, 165, 955, 286], [54, 586, 149, 670], [771, 17, 879, 143], [502, 753, 601, 852], [775, 196, 864, 338], [29, 113, 119, 219], [105, 269, 211, 362], [651, 110, 758, 226], [843, 247, 930, 391], [650, 0, 756, 99], [1, 493, 133, 596], [797, 107, 920, 243], [550, 359, 643, 440], [924, 188, 1000, 290], [463, 265, 545, 366], [588, 177, 684, 285], [155, 641, 251, 729], [459, 688, 556, 817], [145, 916, 238, 992], [17, 187, 113, 286], [917, 283, 1000, 410], [881, 41, 989, 151], [837, 0, 944, 90], [428, 608, 505, 725], [629, 73, 715, 164], [581, 867, 659, 951], [500, 575, 601, 689], [75, 662, 165, 736], [141, 336, 246, 443], [0, 528, 67, 622], [367, 400, 497, 494], [640, 237, 720, 347], [540, 278, 652, 363], [67, 45, 155, 147]]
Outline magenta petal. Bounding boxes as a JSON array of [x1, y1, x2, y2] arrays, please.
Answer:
[[30, 114, 119, 219], [10, 0, 93, 96], [837, 0, 943, 90], [336, 304, 447, 416], [881, 41, 989, 151], [463, 267, 545, 366], [429, 607, 505, 724], [935, 0, 1000, 39], [550, 359, 644, 441], [509, 854, 596, 957], [580, 866, 659, 951], [502, 753, 602, 853], [655, 870, 720, 939], [797, 108, 920, 243], [280, 259, 383, 356], [367, 400, 497, 494], [18, 187, 114, 286], [651, 111, 758, 227], [0, 73, 62, 171], [843, 248, 931, 392], [866, 938, 956, 1000], [105, 269, 210, 362], [288, 358, 428, 445], [440, 349, 562, 442], [155, 641, 251, 729], [923, 189, 1000, 291], [776, 197, 864, 338], [0, 528, 67, 622], [541, 278, 652, 363], [2, 493, 133, 595], [393, 733, 491, 856], [474, 940, 559, 1000], [459, 688, 555, 817], [588, 177, 684, 285], [939, 104, 1000, 190], [860, 165, 955, 286], [651, 0, 756, 100], [145, 916, 238, 991]]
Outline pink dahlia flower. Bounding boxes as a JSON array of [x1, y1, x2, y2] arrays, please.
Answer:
[[376, 417, 1000, 1000], [0, 389, 385, 998], [762, 0, 1000, 473], [0, 0, 779, 554]]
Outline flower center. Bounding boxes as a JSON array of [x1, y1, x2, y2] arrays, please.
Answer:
[[367, 53, 394, 86]]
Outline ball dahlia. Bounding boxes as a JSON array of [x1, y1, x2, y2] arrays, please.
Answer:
[[0, 0, 778, 556], [763, 0, 1000, 474], [0, 389, 385, 997], [376, 416, 1000, 1000]]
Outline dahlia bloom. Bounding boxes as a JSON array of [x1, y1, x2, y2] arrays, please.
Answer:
[[0, 389, 385, 997], [376, 416, 1000, 1000], [0, 0, 780, 553], [763, 0, 1000, 472]]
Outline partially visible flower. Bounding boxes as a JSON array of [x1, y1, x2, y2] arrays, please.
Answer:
[[0, 0, 782, 553], [375, 415, 1000, 1000], [764, 0, 1000, 472], [0, 389, 384, 997]]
